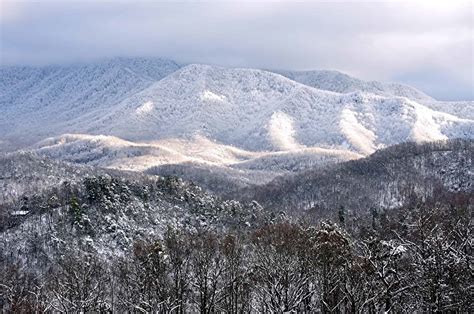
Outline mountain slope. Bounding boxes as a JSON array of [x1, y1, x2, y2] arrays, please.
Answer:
[[88, 64, 473, 153], [26, 133, 361, 195], [0, 57, 180, 150], [29, 133, 261, 170], [239, 139, 473, 213], [0, 153, 265, 265]]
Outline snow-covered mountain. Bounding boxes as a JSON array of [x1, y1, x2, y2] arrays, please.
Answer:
[[80, 64, 472, 153], [0, 152, 266, 260], [1, 58, 473, 181], [27, 133, 361, 196], [0, 57, 180, 150], [1, 58, 472, 312]]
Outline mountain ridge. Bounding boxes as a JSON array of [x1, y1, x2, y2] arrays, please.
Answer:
[[85, 63, 473, 152], [274, 69, 434, 101], [238, 138, 473, 213], [1, 58, 473, 180]]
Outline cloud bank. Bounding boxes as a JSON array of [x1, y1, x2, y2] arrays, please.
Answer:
[[0, 0, 472, 100]]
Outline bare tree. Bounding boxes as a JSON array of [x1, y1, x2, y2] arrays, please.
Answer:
[[189, 231, 225, 313], [0, 262, 49, 312], [49, 253, 110, 312], [251, 223, 318, 312]]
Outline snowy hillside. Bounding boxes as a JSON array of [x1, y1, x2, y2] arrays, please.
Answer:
[[420, 100, 474, 120], [27, 133, 360, 195], [30, 133, 261, 171], [0, 153, 266, 260], [0, 57, 180, 150], [1, 59, 473, 181], [240, 139, 474, 213], [274, 69, 433, 100], [87, 64, 473, 153], [0, 152, 97, 204], [1, 59, 472, 313]]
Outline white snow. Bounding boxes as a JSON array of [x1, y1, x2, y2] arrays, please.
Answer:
[[339, 108, 377, 155], [200, 90, 227, 102], [78, 64, 472, 155], [11, 210, 29, 216], [408, 100, 461, 142], [268, 111, 305, 151], [274, 69, 434, 101], [135, 101, 154, 115], [29, 133, 360, 174]]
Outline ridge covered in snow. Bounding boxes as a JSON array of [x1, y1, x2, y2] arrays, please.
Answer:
[[29, 133, 361, 189], [1, 58, 473, 180], [273, 69, 434, 101], [85, 64, 473, 153]]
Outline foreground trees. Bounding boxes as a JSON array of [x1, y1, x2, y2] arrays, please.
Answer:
[[1, 203, 472, 312]]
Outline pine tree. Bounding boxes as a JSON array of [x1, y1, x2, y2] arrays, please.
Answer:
[[70, 196, 82, 226], [338, 205, 346, 226]]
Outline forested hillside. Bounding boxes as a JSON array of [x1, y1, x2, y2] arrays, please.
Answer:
[[241, 139, 473, 215], [1, 190, 471, 312]]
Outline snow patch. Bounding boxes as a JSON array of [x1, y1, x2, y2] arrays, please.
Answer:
[[200, 90, 227, 102], [340, 108, 377, 155], [135, 101, 154, 115], [409, 101, 448, 142], [268, 111, 305, 151], [11, 210, 29, 216]]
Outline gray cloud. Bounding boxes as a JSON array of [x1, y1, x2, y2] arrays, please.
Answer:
[[1, 0, 472, 100]]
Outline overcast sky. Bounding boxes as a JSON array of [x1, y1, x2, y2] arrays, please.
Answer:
[[1, 0, 473, 100]]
